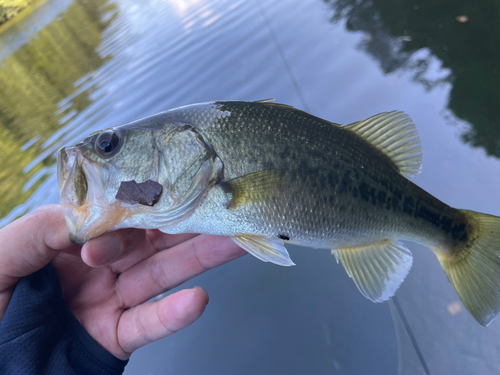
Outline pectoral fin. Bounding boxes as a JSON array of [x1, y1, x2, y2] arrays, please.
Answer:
[[232, 235, 295, 266], [332, 240, 413, 302], [219, 170, 284, 209]]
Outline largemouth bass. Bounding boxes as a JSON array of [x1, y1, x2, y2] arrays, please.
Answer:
[[57, 100, 500, 326]]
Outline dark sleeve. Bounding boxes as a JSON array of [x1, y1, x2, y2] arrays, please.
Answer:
[[0, 265, 128, 375]]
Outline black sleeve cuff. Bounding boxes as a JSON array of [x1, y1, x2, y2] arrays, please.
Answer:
[[0, 264, 128, 375]]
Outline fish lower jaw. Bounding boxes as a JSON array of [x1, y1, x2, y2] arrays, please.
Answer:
[[63, 201, 132, 245]]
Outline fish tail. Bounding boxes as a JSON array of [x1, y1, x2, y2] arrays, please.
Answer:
[[435, 210, 500, 326]]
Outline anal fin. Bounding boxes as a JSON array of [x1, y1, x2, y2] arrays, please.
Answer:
[[232, 235, 295, 266], [332, 240, 413, 302]]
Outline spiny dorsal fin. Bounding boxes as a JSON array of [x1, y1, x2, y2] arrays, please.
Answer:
[[253, 101, 304, 113], [254, 101, 343, 127], [345, 111, 422, 177], [254, 98, 276, 103], [332, 240, 413, 302], [232, 235, 295, 266]]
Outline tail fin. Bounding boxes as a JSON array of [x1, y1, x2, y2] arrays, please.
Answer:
[[436, 210, 500, 326]]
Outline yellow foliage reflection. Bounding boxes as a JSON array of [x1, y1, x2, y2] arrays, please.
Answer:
[[0, 0, 115, 219]]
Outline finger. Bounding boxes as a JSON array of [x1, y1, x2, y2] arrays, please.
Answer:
[[148, 230, 200, 251], [0, 205, 76, 290], [117, 235, 245, 307], [110, 231, 199, 273], [117, 287, 208, 357], [82, 228, 198, 271], [0, 287, 14, 322], [81, 228, 147, 267]]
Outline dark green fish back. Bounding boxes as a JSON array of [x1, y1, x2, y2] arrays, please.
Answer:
[[167, 101, 468, 249]]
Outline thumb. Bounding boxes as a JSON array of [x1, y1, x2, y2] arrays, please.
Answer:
[[0, 204, 76, 291]]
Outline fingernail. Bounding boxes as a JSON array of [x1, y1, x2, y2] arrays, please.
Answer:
[[194, 286, 209, 305]]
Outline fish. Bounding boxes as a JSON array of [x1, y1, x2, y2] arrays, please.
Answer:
[[57, 100, 500, 326]]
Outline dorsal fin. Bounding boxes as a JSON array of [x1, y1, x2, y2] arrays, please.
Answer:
[[345, 111, 422, 177], [253, 101, 303, 113], [254, 98, 276, 103], [253, 101, 344, 128]]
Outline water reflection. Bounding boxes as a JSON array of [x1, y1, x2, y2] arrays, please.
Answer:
[[325, 0, 500, 157], [0, 0, 115, 220]]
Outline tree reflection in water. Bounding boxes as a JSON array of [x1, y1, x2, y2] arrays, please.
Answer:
[[325, 0, 500, 157], [0, 0, 116, 219]]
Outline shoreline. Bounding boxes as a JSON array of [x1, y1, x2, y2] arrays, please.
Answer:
[[0, 0, 34, 26]]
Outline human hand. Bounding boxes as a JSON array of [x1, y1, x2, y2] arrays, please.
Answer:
[[0, 205, 245, 359]]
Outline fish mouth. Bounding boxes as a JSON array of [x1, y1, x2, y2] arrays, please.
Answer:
[[57, 146, 88, 208], [57, 146, 110, 244]]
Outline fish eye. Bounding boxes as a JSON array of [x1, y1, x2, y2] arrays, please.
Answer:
[[96, 130, 122, 157]]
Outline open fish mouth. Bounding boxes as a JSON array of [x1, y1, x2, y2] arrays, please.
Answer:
[[58, 146, 88, 208], [57, 146, 112, 244]]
